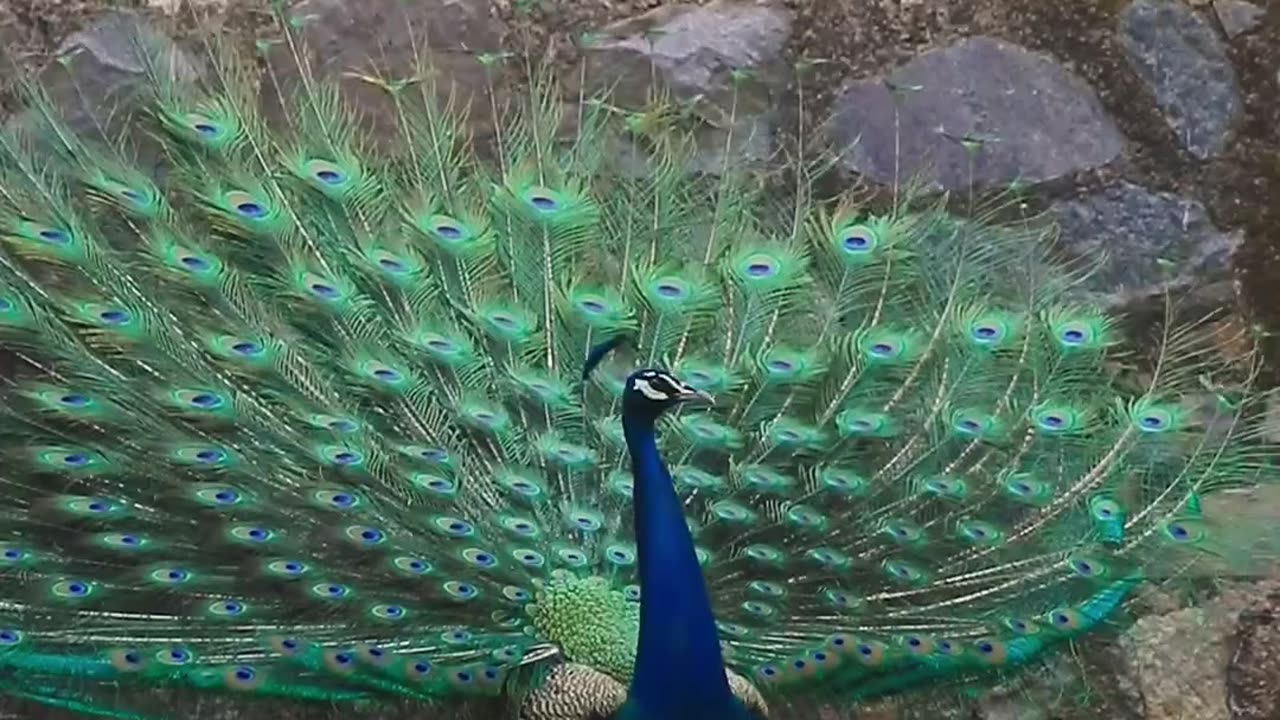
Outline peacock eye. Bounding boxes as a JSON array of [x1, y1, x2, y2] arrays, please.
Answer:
[[196, 449, 224, 463], [529, 195, 558, 211]]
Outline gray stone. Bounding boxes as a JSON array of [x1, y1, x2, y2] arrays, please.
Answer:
[[1199, 485, 1280, 580], [1124, 582, 1280, 720], [1077, 640, 1149, 720], [977, 683, 1056, 720], [971, 637, 1148, 720], [688, 116, 775, 174], [1125, 599, 1234, 720], [1051, 181, 1241, 308], [0, 6, 24, 62], [19, 11, 202, 140], [827, 36, 1124, 192], [1214, 0, 1266, 39], [1228, 588, 1280, 720], [264, 0, 506, 143], [582, 1, 793, 170], [57, 12, 196, 77], [1120, 0, 1243, 159], [1, 11, 203, 183], [583, 1, 792, 114]]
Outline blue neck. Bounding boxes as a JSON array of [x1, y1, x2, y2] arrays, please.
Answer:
[[623, 411, 741, 719]]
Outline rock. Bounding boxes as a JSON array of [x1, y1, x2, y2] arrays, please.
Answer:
[[2, 11, 203, 181], [688, 115, 775, 174], [977, 685, 1055, 720], [827, 36, 1124, 192], [26, 11, 202, 139], [264, 0, 506, 144], [975, 657, 1083, 720], [1124, 582, 1280, 720], [1051, 181, 1241, 309], [1198, 486, 1280, 580], [1126, 601, 1233, 720], [1228, 588, 1280, 719], [1120, 0, 1243, 159], [1077, 639, 1148, 719], [1214, 0, 1265, 39], [56, 12, 197, 78], [581, 1, 793, 170], [970, 638, 1147, 720], [583, 1, 792, 115], [0, 6, 23, 61]]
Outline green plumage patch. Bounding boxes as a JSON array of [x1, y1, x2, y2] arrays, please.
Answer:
[[525, 574, 639, 682]]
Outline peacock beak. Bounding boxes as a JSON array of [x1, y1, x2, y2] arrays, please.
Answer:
[[677, 387, 715, 405]]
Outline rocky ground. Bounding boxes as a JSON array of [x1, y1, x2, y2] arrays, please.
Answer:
[[1, 0, 1278, 718]]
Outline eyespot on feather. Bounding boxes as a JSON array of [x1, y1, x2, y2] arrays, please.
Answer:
[[108, 648, 148, 673], [223, 664, 265, 690]]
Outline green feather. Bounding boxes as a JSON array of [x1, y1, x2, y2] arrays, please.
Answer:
[[0, 11, 1272, 720]]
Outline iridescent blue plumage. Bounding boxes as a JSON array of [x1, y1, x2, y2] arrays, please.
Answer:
[[618, 369, 754, 720]]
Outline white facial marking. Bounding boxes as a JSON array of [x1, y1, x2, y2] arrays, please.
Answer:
[[632, 377, 670, 401]]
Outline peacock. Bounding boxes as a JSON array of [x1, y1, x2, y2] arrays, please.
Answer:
[[0, 5, 1276, 720]]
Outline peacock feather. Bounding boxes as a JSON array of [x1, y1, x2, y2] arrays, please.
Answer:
[[0, 4, 1275, 720]]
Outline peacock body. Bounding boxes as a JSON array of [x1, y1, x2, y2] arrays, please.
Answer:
[[0, 6, 1275, 720]]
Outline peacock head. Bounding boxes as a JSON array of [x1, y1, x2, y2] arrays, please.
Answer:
[[623, 369, 714, 419]]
